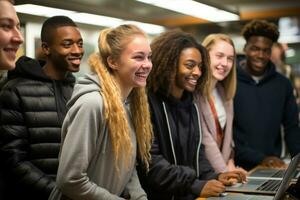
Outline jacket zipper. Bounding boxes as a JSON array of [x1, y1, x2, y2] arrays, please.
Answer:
[[162, 102, 202, 200]]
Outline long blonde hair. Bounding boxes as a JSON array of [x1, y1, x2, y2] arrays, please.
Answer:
[[88, 24, 153, 171], [202, 33, 237, 100]]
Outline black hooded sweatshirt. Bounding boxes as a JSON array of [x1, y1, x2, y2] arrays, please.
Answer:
[[139, 90, 218, 200], [233, 58, 300, 170]]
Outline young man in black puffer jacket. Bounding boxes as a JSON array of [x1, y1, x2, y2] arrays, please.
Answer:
[[0, 15, 84, 200]]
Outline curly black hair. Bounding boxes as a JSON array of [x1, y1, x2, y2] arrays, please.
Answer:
[[147, 29, 211, 96], [241, 19, 279, 42]]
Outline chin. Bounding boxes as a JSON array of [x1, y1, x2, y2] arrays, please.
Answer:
[[216, 76, 225, 81], [69, 66, 80, 73], [134, 82, 146, 88], [1, 62, 15, 70], [185, 86, 196, 93]]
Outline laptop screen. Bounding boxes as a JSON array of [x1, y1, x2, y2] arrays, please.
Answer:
[[274, 153, 300, 200]]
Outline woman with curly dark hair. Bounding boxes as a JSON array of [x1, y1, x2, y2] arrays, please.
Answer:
[[140, 30, 246, 200]]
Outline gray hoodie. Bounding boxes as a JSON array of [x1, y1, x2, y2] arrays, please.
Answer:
[[49, 73, 147, 200]]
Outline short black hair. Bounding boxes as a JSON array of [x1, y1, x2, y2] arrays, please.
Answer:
[[41, 16, 77, 44], [242, 19, 279, 42]]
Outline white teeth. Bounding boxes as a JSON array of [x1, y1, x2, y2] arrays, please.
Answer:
[[188, 79, 197, 85], [70, 59, 81, 65]]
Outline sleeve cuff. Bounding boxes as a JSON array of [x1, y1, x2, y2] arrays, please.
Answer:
[[190, 179, 207, 196]]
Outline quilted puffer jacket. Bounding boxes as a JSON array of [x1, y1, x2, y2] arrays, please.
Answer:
[[0, 56, 75, 200]]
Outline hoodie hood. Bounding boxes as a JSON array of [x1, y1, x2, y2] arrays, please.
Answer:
[[67, 73, 101, 108], [237, 56, 277, 85], [8, 56, 75, 83]]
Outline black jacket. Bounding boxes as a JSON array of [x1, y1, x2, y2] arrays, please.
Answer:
[[139, 91, 218, 200], [0, 56, 75, 200], [233, 58, 300, 170]]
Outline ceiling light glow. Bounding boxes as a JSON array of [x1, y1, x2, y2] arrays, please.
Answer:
[[137, 0, 239, 22], [15, 4, 166, 34]]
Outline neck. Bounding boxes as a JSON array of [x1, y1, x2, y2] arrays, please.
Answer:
[[113, 76, 133, 101], [211, 78, 218, 91], [170, 86, 183, 100], [42, 62, 67, 80]]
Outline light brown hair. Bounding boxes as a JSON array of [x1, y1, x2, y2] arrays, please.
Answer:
[[202, 33, 237, 100]]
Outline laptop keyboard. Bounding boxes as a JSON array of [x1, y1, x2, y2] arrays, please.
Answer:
[[256, 179, 282, 192], [271, 170, 285, 178]]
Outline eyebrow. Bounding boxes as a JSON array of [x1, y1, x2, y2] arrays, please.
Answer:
[[0, 17, 20, 25], [133, 51, 151, 55], [185, 59, 199, 62], [61, 38, 83, 42]]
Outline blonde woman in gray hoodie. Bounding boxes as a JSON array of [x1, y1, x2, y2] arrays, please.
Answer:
[[49, 24, 153, 200]]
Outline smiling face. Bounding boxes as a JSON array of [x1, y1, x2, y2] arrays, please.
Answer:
[[0, 1, 24, 70], [171, 47, 202, 99], [244, 36, 273, 76], [209, 40, 234, 82], [43, 26, 84, 74], [112, 34, 152, 93]]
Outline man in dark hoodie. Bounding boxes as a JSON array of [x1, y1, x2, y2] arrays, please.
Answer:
[[233, 20, 300, 170], [0, 15, 84, 199]]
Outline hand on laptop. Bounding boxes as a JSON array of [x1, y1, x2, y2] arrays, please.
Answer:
[[260, 156, 287, 168], [227, 159, 248, 176], [218, 171, 247, 185], [200, 179, 225, 197]]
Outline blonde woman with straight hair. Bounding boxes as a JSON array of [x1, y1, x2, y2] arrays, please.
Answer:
[[49, 24, 153, 200], [196, 33, 246, 174]]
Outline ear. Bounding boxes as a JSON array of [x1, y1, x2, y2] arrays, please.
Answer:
[[107, 56, 119, 70], [41, 42, 50, 56]]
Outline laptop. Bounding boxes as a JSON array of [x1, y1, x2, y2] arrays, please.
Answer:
[[225, 153, 300, 195], [207, 153, 300, 200], [248, 167, 300, 180]]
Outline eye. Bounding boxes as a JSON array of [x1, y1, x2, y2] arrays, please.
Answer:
[[228, 57, 234, 62], [185, 62, 195, 69], [133, 55, 144, 60], [0, 23, 13, 31], [264, 48, 271, 54], [215, 54, 223, 58], [250, 46, 259, 51], [62, 41, 72, 48], [77, 41, 83, 48]]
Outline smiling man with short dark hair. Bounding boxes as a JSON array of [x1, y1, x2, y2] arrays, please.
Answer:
[[0, 15, 84, 200], [233, 19, 300, 170]]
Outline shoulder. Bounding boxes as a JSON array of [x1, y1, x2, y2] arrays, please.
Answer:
[[271, 72, 294, 90], [66, 91, 104, 126], [0, 78, 44, 103], [71, 91, 104, 113], [2, 77, 33, 89]]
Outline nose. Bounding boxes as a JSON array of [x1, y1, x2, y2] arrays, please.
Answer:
[[258, 50, 265, 58], [12, 28, 24, 45], [72, 44, 84, 55], [193, 66, 202, 77], [220, 57, 228, 66], [143, 58, 152, 70]]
